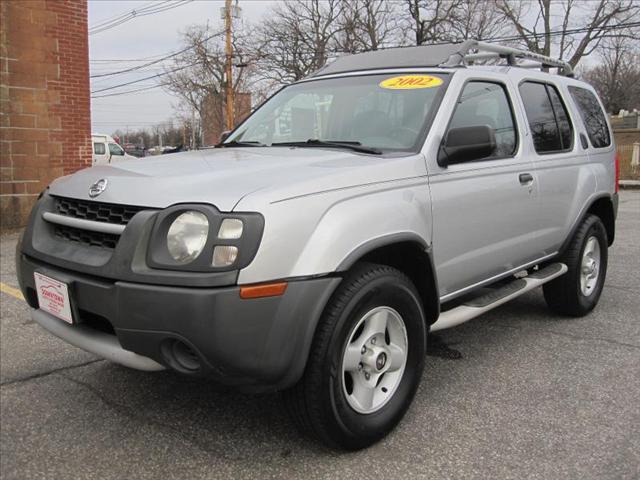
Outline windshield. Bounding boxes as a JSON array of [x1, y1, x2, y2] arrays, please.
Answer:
[[226, 73, 449, 152]]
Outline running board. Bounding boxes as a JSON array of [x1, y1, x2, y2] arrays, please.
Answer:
[[430, 263, 567, 332]]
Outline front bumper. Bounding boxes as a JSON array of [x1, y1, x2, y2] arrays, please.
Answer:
[[18, 254, 340, 392]]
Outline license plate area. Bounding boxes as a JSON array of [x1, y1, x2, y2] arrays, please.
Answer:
[[34, 272, 74, 324]]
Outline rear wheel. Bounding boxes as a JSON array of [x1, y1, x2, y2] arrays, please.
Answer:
[[543, 214, 608, 316], [283, 263, 427, 450]]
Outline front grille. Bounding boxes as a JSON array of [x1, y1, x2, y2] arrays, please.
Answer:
[[54, 196, 145, 225], [49, 196, 150, 251], [54, 224, 119, 249]]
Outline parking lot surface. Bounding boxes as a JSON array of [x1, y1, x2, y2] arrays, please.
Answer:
[[1, 192, 638, 480]]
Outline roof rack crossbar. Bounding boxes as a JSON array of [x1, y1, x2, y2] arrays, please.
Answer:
[[443, 40, 574, 77]]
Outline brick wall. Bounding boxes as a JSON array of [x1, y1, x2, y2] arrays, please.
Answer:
[[201, 92, 252, 147], [1, 0, 91, 231]]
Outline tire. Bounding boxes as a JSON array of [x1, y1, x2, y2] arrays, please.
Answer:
[[543, 214, 608, 317], [283, 263, 427, 450]]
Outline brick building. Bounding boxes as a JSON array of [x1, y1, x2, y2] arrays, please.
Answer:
[[1, 0, 91, 231], [201, 92, 252, 146]]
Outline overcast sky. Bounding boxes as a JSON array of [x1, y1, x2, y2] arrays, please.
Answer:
[[89, 0, 275, 134]]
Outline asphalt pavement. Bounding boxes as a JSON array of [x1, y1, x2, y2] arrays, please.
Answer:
[[1, 192, 639, 479]]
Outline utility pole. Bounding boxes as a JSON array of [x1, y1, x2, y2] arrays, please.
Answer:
[[191, 108, 196, 149], [224, 0, 234, 131]]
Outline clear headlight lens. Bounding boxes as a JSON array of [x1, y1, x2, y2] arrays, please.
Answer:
[[218, 218, 243, 239], [167, 211, 209, 263], [212, 245, 238, 267]]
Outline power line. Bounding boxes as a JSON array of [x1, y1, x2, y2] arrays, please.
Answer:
[[89, 1, 193, 36], [91, 84, 166, 99], [91, 62, 200, 94], [90, 29, 224, 79]]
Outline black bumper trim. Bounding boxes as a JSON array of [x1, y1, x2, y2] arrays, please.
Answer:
[[18, 254, 341, 392]]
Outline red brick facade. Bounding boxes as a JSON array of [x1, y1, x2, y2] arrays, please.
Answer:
[[1, 0, 91, 231], [201, 92, 252, 147]]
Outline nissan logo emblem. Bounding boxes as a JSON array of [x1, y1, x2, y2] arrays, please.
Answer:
[[89, 178, 108, 198]]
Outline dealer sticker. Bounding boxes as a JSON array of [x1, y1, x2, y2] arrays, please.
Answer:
[[379, 74, 443, 89], [34, 272, 73, 324]]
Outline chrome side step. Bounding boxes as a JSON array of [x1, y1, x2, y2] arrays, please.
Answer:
[[430, 263, 567, 332]]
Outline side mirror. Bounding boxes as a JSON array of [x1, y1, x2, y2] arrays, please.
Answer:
[[437, 125, 496, 167], [219, 130, 231, 143]]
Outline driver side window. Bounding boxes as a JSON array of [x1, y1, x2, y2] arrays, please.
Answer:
[[108, 143, 124, 156], [449, 81, 517, 159]]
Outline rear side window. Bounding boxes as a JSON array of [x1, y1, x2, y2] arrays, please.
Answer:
[[448, 81, 517, 158], [568, 86, 611, 148], [519, 81, 573, 153], [93, 142, 105, 155]]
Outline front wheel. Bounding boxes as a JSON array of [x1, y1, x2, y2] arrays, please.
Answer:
[[543, 214, 608, 316], [283, 263, 427, 450]]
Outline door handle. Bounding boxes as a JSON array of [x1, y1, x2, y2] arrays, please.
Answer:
[[519, 173, 534, 185]]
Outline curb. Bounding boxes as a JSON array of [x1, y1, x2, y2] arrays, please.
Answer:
[[619, 181, 640, 190]]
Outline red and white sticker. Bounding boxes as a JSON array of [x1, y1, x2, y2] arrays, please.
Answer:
[[34, 272, 73, 324]]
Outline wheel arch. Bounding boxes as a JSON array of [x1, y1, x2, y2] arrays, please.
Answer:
[[561, 193, 616, 254], [337, 234, 440, 326], [586, 195, 616, 246]]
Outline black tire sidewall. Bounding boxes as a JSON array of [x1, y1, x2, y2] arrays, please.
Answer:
[[573, 217, 608, 312], [320, 271, 426, 448]]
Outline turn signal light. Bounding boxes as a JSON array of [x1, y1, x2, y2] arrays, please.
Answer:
[[240, 282, 288, 299]]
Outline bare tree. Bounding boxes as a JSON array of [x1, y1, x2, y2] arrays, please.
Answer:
[[337, 0, 402, 53], [253, 0, 343, 85], [495, 0, 640, 67], [448, 0, 513, 41], [163, 25, 254, 127], [405, 0, 463, 45], [582, 34, 640, 113]]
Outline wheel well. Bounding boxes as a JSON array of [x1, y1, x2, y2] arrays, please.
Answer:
[[587, 197, 615, 245], [355, 241, 439, 325]]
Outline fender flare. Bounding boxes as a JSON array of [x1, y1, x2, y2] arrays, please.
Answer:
[[558, 192, 617, 256], [336, 232, 441, 322], [337, 232, 431, 271]]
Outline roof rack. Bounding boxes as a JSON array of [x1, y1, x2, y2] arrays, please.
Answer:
[[442, 40, 573, 77], [310, 40, 573, 78]]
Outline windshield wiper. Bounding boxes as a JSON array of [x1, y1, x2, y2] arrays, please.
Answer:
[[272, 139, 381, 155], [219, 140, 265, 148]]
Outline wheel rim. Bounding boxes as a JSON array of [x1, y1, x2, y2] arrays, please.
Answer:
[[341, 306, 408, 414], [580, 235, 601, 297]]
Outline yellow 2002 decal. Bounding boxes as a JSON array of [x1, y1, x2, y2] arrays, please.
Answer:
[[379, 75, 443, 89]]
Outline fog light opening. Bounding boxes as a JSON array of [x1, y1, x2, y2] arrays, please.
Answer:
[[162, 339, 202, 373]]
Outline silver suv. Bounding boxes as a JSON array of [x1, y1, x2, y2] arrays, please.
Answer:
[[16, 41, 618, 450]]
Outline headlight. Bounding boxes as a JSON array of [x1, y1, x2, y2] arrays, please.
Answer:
[[166, 211, 209, 263], [148, 204, 264, 272]]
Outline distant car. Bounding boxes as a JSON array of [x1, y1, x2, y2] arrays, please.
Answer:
[[92, 133, 137, 165]]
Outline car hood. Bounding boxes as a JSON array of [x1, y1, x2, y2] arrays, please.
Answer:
[[49, 147, 426, 211]]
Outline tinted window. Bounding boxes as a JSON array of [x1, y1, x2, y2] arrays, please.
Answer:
[[449, 82, 517, 157], [568, 86, 611, 148], [93, 142, 105, 155], [519, 82, 562, 152], [547, 86, 573, 150]]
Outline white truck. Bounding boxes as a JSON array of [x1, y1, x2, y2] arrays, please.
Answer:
[[91, 133, 136, 165]]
